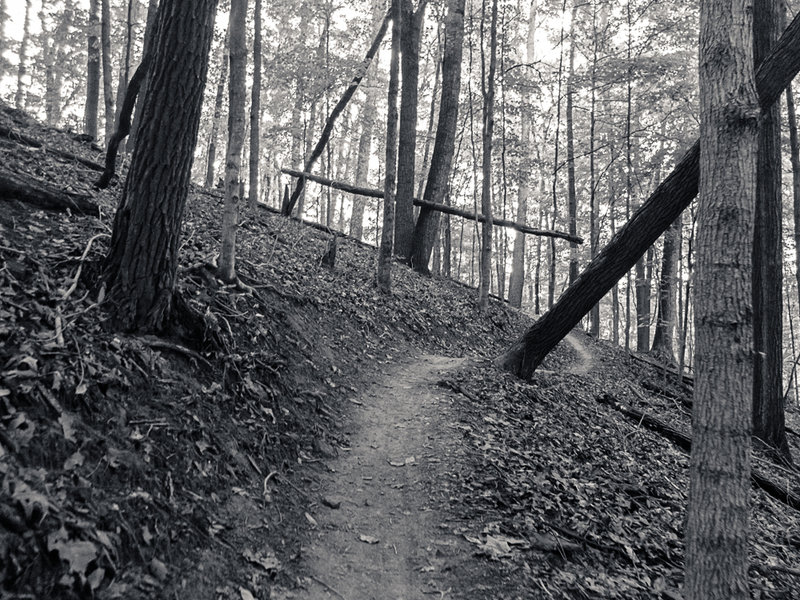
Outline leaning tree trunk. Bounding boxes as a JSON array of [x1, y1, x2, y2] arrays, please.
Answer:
[[410, 0, 466, 273], [685, 0, 758, 595], [102, 0, 219, 332], [113, 0, 136, 154], [496, 10, 800, 379], [217, 0, 248, 284]]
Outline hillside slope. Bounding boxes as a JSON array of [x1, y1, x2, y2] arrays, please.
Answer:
[[1, 102, 799, 599]]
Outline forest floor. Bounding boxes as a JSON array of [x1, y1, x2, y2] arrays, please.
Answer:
[[2, 100, 800, 600]]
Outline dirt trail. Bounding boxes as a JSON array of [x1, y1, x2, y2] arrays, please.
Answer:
[[297, 355, 471, 600]]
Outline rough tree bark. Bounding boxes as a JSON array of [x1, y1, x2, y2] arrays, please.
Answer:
[[102, 0, 219, 332], [410, 0, 466, 273], [496, 10, 800, 379], [685, 0, 758, 594]]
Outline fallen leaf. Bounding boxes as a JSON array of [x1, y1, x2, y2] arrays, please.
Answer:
[[63, 450, 84, 471], [305, 512, 318, 527], [243, 548, 282, 572], [239, 587, 256, 600]]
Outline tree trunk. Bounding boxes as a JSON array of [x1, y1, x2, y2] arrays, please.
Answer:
[[101, 0, 115, 145], [548, 2, 567, 309], [651, 215, 680, 360], [587, 2, 603, 336], [248, 0, 263, 211], [85, 0, 100, 139], [205, 24, 230, 189], [14, 0, 31, 112], [114, 0, 137, 154], [789, 85, 800, 310], [478, 0, 497, 311], [566, 3, 578, 286], [283, 13, 390, 217], [394, 0, 426, 261], [752, 0, 789, 462], [685, 0, 758, 594], [128, 0, 159, 151], [496, 9, 800, 379], [378, 0, 401, 292], [410, 0, 466, 273], [508, 0, 538, 308], [217, 0, 248, 284], [102, 0, 219, 332], [349, 95, 378, 240]]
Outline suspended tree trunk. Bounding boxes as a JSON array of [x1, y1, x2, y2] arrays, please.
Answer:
[[478, 0, 498, 310], [394, 0, 427, 261], [217, 0, 248, 283], [101, 0, 115, 145], [566, 2, 578, 286], [508, 0, 538, 308], [128, 0, 159, 151], [685, 0, 758, 594], [752, 0, 789, 462], [496, 10, 800, 379], [410, 0, 466, 273], [378, 0, 401, 292], [248, 0, 262, 211], [283, 13, 390, 217], [205, 24, 230, 189], [102, 0, 219, 332], [14, 0, 31, 111], [85, 0, 100, 139]]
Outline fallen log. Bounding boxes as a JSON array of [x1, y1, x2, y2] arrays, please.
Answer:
[[281, 168, 582, 243], [596, 393, 800, 512], [0, 167, 99, 216], [497, 11, 800, 378], [0, 125, 104, 172]]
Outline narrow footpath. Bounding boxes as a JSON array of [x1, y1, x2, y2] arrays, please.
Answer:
[[298, 355, 472, 600]]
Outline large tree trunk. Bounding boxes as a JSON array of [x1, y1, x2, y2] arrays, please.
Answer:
[[217, 0, 248, 283], [100, 0, 115, 145], [752, 0, 789, 462], [85, 0, 100, 139], [496, 10, 800, 379], [248, 0, 262, 211], [378, 0, 401, 292], [477, 0, 497, 310], [394, 0, 426, 261], [410, 0, 466, 273], [685, 0, 758, 595], [102, 0, 219, 332]]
